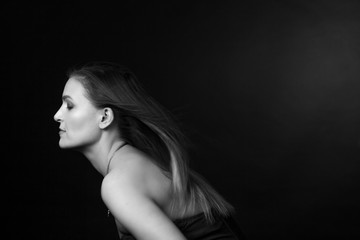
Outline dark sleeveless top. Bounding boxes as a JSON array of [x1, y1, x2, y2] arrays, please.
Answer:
[[120, 211, 246, 240]]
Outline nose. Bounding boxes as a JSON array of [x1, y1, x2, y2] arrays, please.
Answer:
[[54, 108, 63, 122]]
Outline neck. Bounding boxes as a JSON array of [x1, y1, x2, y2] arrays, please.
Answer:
[[80, 133, 125, 176]]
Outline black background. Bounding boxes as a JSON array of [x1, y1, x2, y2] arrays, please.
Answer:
[[7, 1, 360, 239]]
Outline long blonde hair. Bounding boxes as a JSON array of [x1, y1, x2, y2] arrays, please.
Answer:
[[68, 62, 234, 222]]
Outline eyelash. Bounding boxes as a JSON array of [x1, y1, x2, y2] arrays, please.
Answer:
[[65, 102, 74, 110]]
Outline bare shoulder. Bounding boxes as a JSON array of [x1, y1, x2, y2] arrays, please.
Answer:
[[100, 147, 185, 239], [101, 150, 148, 198], [101, 145, 171, 207]]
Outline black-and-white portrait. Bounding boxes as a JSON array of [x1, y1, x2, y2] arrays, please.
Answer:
[[7, 1, 360, 239]]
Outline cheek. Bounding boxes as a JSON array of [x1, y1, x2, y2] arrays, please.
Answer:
[[68, 112, 94, 130], [64, 110, 100, 143]]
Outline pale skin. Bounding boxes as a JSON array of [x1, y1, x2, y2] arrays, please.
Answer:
[[54, 77, 196, 239]]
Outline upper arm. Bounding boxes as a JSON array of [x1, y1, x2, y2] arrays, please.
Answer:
[[101, 171, 186, 240]]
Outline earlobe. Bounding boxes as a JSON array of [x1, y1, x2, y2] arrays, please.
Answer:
[[99, 108, 114, 129]]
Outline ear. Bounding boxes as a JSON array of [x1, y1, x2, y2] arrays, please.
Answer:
[[99, 107, 115, 129]]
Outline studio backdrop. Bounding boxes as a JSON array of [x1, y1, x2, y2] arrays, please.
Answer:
[[8, 1, 360, 239]]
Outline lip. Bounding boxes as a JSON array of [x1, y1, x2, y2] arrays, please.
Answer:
[[59, 128, 66, 134]]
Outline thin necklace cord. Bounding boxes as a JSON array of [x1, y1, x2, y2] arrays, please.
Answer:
[[106, 142, 128, 175], [106, 142, 127, 217]]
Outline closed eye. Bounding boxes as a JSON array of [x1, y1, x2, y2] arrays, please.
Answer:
[[66, 103, 74, 110], [62, 95, 74, 110]]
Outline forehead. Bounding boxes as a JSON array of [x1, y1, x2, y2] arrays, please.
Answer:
[[62, 77, 91, 104], [63, 77, 86, 97]]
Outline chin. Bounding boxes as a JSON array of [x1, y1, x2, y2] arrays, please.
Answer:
[[58, 139, 91, 151], [59, 139, 79, 149], [59, 142, 73, 149]]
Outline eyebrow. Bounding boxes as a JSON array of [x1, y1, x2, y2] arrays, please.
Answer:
[[62, 95, 73, 101]]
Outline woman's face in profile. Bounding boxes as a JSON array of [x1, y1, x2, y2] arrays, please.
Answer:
[[54, 77, 102, 149]]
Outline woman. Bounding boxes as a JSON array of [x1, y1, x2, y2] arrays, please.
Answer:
[[54, 62, 245, 239]]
